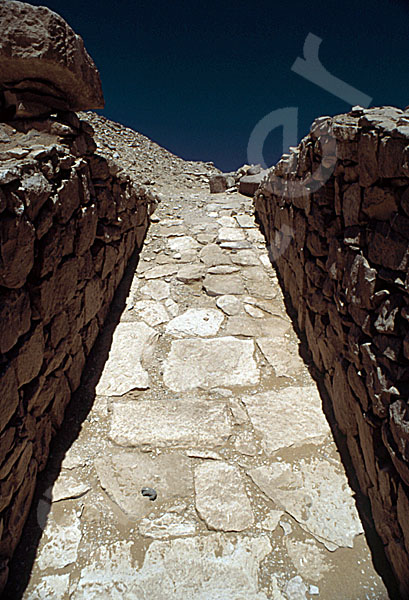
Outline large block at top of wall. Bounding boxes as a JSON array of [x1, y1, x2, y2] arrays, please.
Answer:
[[254, 105, 409, 596]]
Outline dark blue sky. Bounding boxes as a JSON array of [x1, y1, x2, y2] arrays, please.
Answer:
[[30, 0, 409, 171]]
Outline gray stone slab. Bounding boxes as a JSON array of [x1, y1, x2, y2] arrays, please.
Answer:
[[194, 462, 254, 531], [96, 322, 159, 395], [203, 273, 245, 296], [163, 336, 259, 391], [199, 243, 232, 266], [248, 456, 363, 549], [165, 308, 224, 338], [70, 535, 275, 600], [131, 300, 169, 327], [109, 398, 232, 448], [139, 279, 170, 300], [95, 450, 193, 519], [242, 387, 331, 454]]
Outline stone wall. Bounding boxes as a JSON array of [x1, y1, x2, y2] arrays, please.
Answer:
[[254, 105, 409, 597], [0, 112, 156, 588]]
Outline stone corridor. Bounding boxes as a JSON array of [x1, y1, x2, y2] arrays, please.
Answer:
[[15, 187, 388, 599]]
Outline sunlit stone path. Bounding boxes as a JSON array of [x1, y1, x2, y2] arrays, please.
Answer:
[[20, 187, 388, 599]]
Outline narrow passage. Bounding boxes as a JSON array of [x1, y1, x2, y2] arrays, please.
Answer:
[[21, 185, 387, 599]]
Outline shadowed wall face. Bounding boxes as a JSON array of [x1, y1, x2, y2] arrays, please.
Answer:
[[255, 105, 409, 598], [0, 113, 156, 592]]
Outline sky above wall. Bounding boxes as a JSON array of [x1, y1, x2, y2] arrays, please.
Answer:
[[29, 0, 409, 171]]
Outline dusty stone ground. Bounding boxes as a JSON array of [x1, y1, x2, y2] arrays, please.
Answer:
[[6, 114, 390, 599]]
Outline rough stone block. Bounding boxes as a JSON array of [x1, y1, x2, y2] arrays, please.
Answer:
[[0, 1, 104, 111]]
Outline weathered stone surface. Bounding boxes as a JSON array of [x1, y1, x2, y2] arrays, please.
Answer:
[[343, 183, 361, 227], [0, 215, 35, 288], [0, 364, 19, 434], [96, 322, 158, 395], [224, 315, 290, 338], [143, 264, 178, 279], [30, 574, 70, 600], [138, 510, 197, 539], [194, 462, 254, 531], [168, 235, 200, 252], [199, 243, 231, 266], [362, 186, 397, 220], [163, 336, 259, 391], [37, 510, 82, 570], [139, 279, 170, 300], [230, 250, 261, 266], [0, 1, 104, 111], [242, 387, 330, 454], [209, 173, 235, 193], [216, 294, 242, 315], [109, 398, 232, 448], [217, 227, 246, 243], [239, 171, 268, 196], [248, 457, 363, 549], [203, 273, 245, 296], [235, 214, 256, 228], [176, 264, 205, 282], [242, 267, 275, 298], [14, 325, 45, 387], [52, 472, 90, 502], [285, 538, 331, 582], [71, 535, 274, 600], [165, 308, 224, 337], [0, 288, 31, 354], [256, 337, 306, 378], [95, 450, 193, 518], [207, 264, 240, 274], [130, 300, 169, 327]]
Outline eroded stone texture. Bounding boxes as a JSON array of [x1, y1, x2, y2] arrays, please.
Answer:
[[163, 336, 259, 391], [37, 510, 82, 571], [138, 510, 197, 539], [194, 462, 254, 531], [109, 398, 232, 448], [165, 308, 224, 338], [242, 388, 330, 453], [256, 336, 306, 378], [71, 535, 274, 600], [0, 1, 104, 111], [248, 457, 363, 549], [96, 322, 158, 395], [130, 300, 169, 327], [95, 451, 193, 519]]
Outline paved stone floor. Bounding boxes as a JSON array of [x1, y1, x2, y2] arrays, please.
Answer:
[[18, 188, 389, 599]]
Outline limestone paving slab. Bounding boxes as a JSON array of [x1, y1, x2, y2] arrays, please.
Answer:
[[199, 243, 231, 266], [95, 450, 193, 519], [256, 336, 306, 378], [203, 272, 245, 296], [109, 398, 233, 448], [139, 279, 170, 300], [96, 322, 158, 395], [36, 510, 82, 571], [168, 235, 200, 252], [242, 387, 331, 454], [248, 456, 364, 550], [163, 336, 259, 391], [130, 299, 169, 326], [194, 461, 254, 531], [216, 294, 242, 315], [70, 535, 276, 600], [165, 308, 224, 337]]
